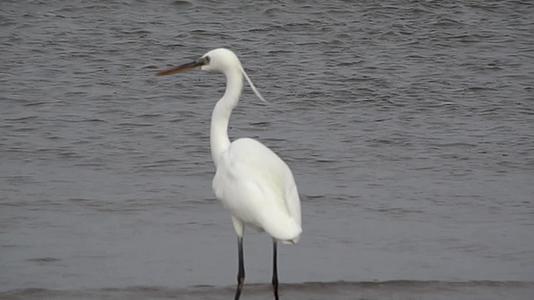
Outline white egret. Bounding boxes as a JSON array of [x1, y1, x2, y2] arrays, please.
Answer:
[[157, 48, 302, 300]]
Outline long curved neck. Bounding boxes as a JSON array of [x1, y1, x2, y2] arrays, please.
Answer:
[[210, 68, 243, 166]]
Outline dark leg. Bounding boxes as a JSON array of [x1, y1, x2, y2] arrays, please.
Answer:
[[234, 236, 245, 300], [272, 239, 279, 300]]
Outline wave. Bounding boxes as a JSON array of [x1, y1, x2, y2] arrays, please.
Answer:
[[2, 281, 533, 300]]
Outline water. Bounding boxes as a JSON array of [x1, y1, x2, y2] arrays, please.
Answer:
[[1, 0, 534, 298]]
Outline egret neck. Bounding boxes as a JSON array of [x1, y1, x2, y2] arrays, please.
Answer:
[[210, 68, 243, 166]]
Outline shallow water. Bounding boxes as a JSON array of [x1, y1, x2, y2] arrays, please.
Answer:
[[2, 281, 534, 300], [1, 0, 534, 296]]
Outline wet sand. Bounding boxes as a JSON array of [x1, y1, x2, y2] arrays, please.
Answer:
[[2, 281, 533, 300]]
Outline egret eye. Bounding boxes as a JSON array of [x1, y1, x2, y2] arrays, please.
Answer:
[[203, 56, 210, 64]]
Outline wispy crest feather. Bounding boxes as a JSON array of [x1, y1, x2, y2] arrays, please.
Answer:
[[240, 66, 270, 104]]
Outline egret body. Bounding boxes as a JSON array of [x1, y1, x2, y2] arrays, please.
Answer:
[[157, 48, 302, 300]]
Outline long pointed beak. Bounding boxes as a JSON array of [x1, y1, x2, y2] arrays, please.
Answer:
[[157, 57, 208, 76]]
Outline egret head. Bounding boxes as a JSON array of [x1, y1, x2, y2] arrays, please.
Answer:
[[157, 48, 268, 103], [200, 48, 242, 73], [157, 48, 241, 76]]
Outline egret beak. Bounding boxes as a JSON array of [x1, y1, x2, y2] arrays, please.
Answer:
[[157, 57, 208, 76]]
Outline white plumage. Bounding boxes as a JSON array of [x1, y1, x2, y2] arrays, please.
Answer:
[[202, 48, 302, 244], [158, 48, 301, 300], [213, 137, 301, 243]]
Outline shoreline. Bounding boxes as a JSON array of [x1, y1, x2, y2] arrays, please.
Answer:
[[3, 280, 534, 300]]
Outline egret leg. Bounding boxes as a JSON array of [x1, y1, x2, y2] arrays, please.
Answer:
[[272, 239, 279, 300], [234, 236, 245, 300]]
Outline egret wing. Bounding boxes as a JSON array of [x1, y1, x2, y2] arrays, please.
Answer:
[[213, 138, 301, 241]]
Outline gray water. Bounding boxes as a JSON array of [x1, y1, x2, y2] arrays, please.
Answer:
[[1, 0, 534, 299]]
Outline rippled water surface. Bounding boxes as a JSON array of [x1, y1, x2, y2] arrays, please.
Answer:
[[1, 0, 534, 298]]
